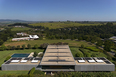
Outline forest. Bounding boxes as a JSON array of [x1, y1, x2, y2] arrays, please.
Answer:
[[7, 22, 115, 43]]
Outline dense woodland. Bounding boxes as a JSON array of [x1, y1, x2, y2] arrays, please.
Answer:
[[0, 28, 14, 45], [8, 22, 115, 40]]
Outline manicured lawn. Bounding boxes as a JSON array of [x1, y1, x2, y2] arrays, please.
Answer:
[[0, 70, 28, 76], [4, 39, 95, 47], [83, 49, 107, 58], [0, 49, 44, 67], [11, 27, 31, 31], [86, 46, 101, 52], [70, 47, 80, 57]]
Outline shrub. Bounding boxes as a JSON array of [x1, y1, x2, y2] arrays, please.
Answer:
[[22, 44, 25, 50], [80, 44, 84, 48], [27, 44, 31, 49], [33, 52, 38, 57], [85, 46, 100, 52], [28, 67, 35, 75], [4, 56, 11, 62], [33, 70, 44, 75], [91, 53, 96, 57], [79, 48, 90, 57], [7, 45, 11, 50], [0, 45, 6, 51], [40, 43, 48, 49], [11, 46, 16, 50], [17, 45, 20, 50], [75, 51, 84, 57], [33, 44, 38, 49]]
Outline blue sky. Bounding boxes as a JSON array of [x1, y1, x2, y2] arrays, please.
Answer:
[[0, 0, 116, 21]]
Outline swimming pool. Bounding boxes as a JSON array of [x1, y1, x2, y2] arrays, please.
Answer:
[[11, 53, 30, 57]]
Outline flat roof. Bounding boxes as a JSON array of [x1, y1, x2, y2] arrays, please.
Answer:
[[74, 57, 114, 65], [4, 57, 41, 65], [40, 45, 76, 65], [3, 45, 114, 66]]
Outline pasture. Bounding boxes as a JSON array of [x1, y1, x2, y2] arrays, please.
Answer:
[[4, 39, 95, 47], [11, 27, 31, 31], [30, 22, 101, 29]]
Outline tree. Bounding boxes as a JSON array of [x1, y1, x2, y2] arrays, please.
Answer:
[[4, 56, 11, 62], [104, 40, 111, 51], [7, 45, 11, 50], [75, 51, 84, 57], [33, 44, 38, 49], [17, 45, 20, 50], [0, 40, 4, 45], [11, 46, 16, 50], [27, 44, 31, 49], [96, 40, 103, 46], [22, 44, 26, 50], [0, 45, 6, 51], [91, 53, 96, 57], [40, 43, 48, 49], [33, 52, 38, 57], [81, 44, 84, 48]]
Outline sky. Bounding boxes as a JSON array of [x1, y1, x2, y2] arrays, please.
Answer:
[[0, 0, 116, 21]]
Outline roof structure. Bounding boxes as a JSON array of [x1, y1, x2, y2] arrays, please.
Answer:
[[40, 45, 76, 65]]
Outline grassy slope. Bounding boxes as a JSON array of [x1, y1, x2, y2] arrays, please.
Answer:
[[30, 22, 101, 29], [4, 40, 95, 47], [70, 47, 107, 57], [83, 49, 107, 58]]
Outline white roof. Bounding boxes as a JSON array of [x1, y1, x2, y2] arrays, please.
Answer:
[[78, 60, 85, 63], [12, 37, 29, 40], [96, 60, 104, 63], [29, 35, 39, 39], [31, 60, 38, 63], [88, 60, 95, 63], [20, 60, 27, 63], [11, 60, 20, 63]]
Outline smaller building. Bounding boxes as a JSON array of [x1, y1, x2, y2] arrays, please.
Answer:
[[109, 36, 116, 41], [12, 35, 39, 41], [29, 35, 39, 39], [12, 37, 30, 41], [17, 32, 29, 36]]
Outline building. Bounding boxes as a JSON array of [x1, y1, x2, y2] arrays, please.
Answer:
[[12, 37, 30, 41], [29, 35, 39, 39], [2, 45, 115, 71], [12, 35, 39, 41], [17, 32, 29, 36]]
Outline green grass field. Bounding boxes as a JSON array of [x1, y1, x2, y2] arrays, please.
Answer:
[[83, 49, 107, 58], [0, 70, 28, 76], [30, 22, 101, 29], [11, 27, 31, 31], [70, 47, 81, 57], [4, 39, 95, 47], [86, 46, 101, 52]]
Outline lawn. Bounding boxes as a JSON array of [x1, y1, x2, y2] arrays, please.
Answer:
[[0, 49, 44, 67], [86, 46, 101, 52], [30, 22, 101, 29], [11, 27, 31, 31], [0, 70, 28, 76], [83, 49, 107, 58], [70, 47, 80, 57], [4, 39, 95, 47]]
